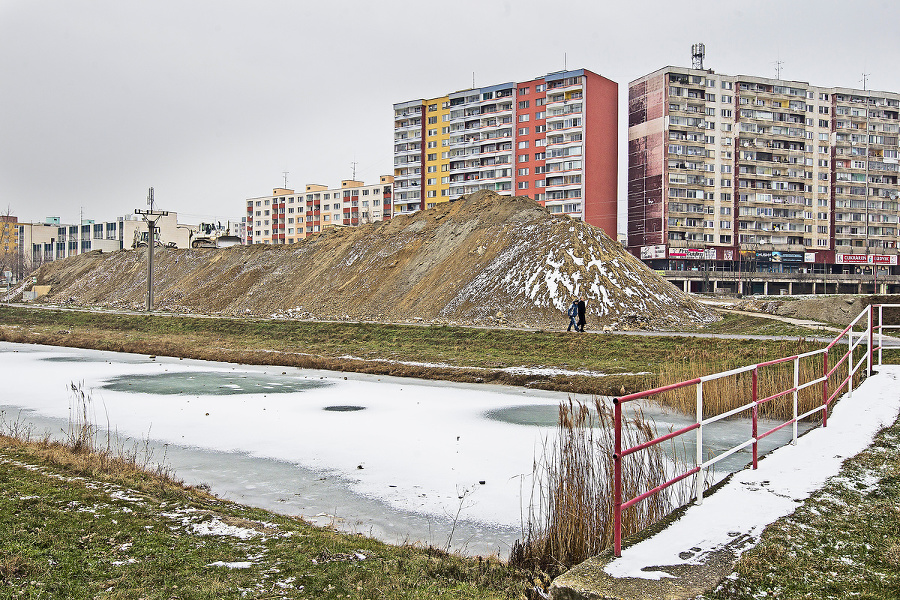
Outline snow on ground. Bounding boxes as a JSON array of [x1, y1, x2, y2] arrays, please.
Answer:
[[604, 364, 900, 580], [0, 342, 570, 529]]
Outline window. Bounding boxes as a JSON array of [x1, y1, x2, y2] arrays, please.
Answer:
[[517, 168, 529, 176], [535, 84, 546, 92], [518, 100, 529, 109], [428, 128, 437, 136], [519, 114, 530, 122], [427, 178, 436, 185], [427, 116, 437, 124], [518, 127, 529, 135], [427, 141, 437, 148], [518, 154, 529, 163], [518, 181, 529, 189], [721, 109, 733, 118], [518, 141, 529, 149], [519, 87, 529, 95], [427, 153, 437, 161]]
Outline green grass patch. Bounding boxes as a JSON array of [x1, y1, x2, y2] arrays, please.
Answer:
[[0, 440, 525, 599], [706, 412, 900, 599]]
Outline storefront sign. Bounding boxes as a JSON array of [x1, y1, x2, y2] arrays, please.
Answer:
[[836, 254, 898, 265]]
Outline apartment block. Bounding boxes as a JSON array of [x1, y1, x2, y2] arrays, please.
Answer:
[[246, 176, 393, 245], [393, 69, 618, 237], [628, 65, 900, 294]]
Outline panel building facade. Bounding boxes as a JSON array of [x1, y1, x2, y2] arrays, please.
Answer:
[[393, 68, 618, 238], [628, 65, 900, 294], [246, 176, 393, 245]]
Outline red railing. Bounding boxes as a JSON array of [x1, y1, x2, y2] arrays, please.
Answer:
[[612, 303, 899, 557]]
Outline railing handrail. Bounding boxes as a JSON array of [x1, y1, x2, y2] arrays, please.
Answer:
[[612, 303, 900, 557]]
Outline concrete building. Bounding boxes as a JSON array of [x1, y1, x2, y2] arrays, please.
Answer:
[[16, 213, 195, 275], [245, 176, 393, 245], [393, 68, 618, 238], [628, 63, 900, 295]]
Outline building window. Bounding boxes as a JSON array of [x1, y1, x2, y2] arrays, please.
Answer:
[[518, 141, 529, 149], [518, 181, 529, 189], [519, 114, 530, 122]]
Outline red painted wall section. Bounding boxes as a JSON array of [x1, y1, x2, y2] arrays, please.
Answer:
[[583, 70, 618, 239], [513, 78, 547, 201]]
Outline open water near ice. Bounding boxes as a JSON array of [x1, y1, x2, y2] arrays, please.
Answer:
[[0, 342, 813, 557]]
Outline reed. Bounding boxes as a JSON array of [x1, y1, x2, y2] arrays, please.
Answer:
[[653, 340, 868, 422], [510, 398, 692, 575], [2, 382, 172, 483]]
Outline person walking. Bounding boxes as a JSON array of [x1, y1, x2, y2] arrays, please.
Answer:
[[577, 297, 587, 332], [566, 299, 579, 332]]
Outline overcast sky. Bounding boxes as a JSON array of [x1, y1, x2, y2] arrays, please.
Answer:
[[2, 0, 899, 230]]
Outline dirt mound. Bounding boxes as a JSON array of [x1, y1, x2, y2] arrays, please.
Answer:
[[32, 191, 715, 329], [734, 295, 900, 327]]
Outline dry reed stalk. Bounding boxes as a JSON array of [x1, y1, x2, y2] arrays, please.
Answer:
[[653, 341, 867, 422], [511, 398, 689, 574]]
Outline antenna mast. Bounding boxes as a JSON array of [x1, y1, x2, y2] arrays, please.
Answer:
[[691, 43, 706, 70], [282, 171, 289, 188], [351, 161, 358, 181], [775, 60, 784, 79]]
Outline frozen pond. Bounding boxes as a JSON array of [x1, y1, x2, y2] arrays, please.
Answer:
[[0, 342, 812, 557]]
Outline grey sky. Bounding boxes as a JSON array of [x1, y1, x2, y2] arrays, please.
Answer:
[[2, 0, 899, 231]]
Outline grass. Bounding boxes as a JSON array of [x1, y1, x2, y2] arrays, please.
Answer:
[[0, 390, 527, 599], [654, 342, 877, 422], [0, 305, 877, 400], [705, 410, 900, 599]]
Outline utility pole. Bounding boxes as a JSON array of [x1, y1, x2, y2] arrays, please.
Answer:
[[135, 187, 168, 312]]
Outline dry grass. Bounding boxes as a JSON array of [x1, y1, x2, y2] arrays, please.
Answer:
[[510, 398, 689, 575], [654, 340, 870, 422], [0, 382, 178, 493]]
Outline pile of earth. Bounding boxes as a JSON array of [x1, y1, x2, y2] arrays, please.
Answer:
[[734, 294, 900, 326], [31, 191, 716, 330]]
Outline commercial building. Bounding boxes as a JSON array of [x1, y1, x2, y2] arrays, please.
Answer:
[[628, 63, 900, 294], [393, 68, 618, 238], [245, 176, 393, 245]]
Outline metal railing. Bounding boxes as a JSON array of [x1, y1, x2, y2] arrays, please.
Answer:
[[612, 303, 900, 557]]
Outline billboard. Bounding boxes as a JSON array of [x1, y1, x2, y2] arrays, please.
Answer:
[[640, 244, 667, 260]]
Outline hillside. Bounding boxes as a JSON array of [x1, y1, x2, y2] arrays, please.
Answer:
[[31, 191, 715, 329]]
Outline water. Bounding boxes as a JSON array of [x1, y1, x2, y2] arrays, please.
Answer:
[[0, 341, 813, 556]]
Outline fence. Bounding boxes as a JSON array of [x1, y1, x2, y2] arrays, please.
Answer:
[[612, 303, 900, 557]]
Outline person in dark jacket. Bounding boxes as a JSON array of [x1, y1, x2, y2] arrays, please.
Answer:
[[577, 298, 586, 332], [566, 299, 579, 332]]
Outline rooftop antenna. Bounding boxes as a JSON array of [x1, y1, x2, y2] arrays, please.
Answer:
[[861, 72, 870, 91], [282, 171, 289, 188], [564, 52, 567, 71], [775, 60, 784, 80], [472, 71, 475, 88], [351, 161, 358, 181], [691, 43, 705, 70]]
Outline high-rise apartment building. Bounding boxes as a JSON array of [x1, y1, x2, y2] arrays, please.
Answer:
[[246, 176, 393, 245], [628, 65, 900, 293], [393, 69, 618, 237]]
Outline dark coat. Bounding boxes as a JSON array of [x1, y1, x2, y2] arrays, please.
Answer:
[[577, 300, 586, 326]]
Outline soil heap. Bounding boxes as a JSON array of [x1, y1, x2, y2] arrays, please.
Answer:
[[32, 191, 715, 329]]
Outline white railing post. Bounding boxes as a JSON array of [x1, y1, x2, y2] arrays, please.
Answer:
[[867, 304, 873, 377], [879, 304, 884, 367], [848, 325, 854, 396], [695, 381, 704, 505], [792, 356, 799, 445]]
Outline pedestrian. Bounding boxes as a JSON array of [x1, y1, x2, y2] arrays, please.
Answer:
[[566, 299, 579, 332], [577, 297, 587, 332]]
